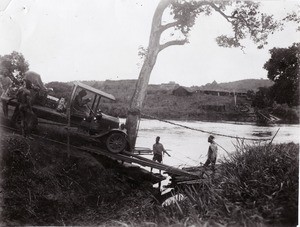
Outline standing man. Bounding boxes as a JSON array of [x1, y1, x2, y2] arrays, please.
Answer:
[[203, 135, 218, 172], [151, 136, 170, 172], [12, 79, 36, 137]]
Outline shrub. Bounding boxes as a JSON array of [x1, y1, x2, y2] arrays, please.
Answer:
[[272, 103, 299, 123], [174, 142, 299, 226]]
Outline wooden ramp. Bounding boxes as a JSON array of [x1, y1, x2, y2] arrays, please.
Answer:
[[80, 146, 199, 179]]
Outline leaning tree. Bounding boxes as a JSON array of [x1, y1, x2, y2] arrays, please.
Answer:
[[125, 0, 298, 149]]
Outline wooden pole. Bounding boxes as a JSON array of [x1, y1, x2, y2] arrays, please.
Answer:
[[67, 106, 70, 158]]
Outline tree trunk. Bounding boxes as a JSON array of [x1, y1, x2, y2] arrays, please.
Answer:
[[125, 53, 158, 150], [125, 0, 171, 150]]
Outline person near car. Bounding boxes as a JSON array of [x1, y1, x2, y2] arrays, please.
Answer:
[[203, 135, 218, 172], [73, 89, 91, 117], [24, 71, 53, 105], [12, 79, 36, 137], [24, 71, 48, 92]]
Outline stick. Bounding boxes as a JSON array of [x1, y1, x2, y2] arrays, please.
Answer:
[[269, 128, 280, 145]]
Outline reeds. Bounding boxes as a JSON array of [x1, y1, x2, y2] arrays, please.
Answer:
[[171, 141, 299, 226]]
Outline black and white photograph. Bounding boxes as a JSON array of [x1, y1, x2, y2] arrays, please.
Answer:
[[0, 0, 299, 226]]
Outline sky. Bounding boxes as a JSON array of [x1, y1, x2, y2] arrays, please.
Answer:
[[0, 0, 299, 87]]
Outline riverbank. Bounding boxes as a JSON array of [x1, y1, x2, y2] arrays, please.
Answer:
[[44, 80, 299, 124], [0, 126, 298, 226]]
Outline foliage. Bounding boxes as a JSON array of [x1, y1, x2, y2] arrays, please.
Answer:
[[174, 142, 299, 226], [283, 6, 300, 31], [170, 1, 282, 49], [272, 103, 299, 124], [0, 51, 29, 82], [251, 87, 273, 108], [264, 43, 299, 106], [45, 81, 73, 101], [246, 90, 255, 100]]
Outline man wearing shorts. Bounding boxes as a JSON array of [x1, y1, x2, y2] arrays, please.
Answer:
[[152, 136, 170, 163]]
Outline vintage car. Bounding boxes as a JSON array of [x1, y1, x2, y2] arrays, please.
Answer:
[[1, 81, 129, 153]]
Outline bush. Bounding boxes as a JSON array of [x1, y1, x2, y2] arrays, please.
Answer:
[[174, 142, 299, 226], [272, 103, 299, 123], [220, 142, 298, 224]]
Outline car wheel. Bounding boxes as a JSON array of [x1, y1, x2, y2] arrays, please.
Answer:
[[105, 132, 127, 153]]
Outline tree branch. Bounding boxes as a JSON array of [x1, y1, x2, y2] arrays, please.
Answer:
[[159, 39, 188, 52], [208, 2, 235, 22], [159, 21, 181, 32]]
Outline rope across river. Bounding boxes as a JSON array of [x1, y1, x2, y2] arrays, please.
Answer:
[[141, 113, 274, 142]]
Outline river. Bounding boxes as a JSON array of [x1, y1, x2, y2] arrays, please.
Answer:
[[123, 119, 299, 168]]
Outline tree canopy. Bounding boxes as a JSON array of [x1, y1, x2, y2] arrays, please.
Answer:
[[126, 0, 294, 148], [0, 51, 29, 84], [264, 43, 299, 106], [170, 1, 282, 49]]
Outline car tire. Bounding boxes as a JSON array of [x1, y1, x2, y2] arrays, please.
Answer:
[[105, 132, 127, 154]]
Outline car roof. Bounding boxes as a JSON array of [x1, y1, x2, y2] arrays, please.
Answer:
[[73, 81, 116, 101]]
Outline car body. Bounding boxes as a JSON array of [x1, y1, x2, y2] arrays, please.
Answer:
[[1, 81, 128, 153]]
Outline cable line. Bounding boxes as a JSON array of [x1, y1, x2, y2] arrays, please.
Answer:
[[141, 113, 272, 141]]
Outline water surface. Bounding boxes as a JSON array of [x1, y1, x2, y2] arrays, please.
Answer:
[[126, 119, 299, 168]]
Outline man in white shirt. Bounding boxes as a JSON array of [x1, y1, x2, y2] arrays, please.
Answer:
[[152, 136, 171, 163]]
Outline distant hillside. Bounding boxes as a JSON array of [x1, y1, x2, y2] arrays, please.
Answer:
[[193, 79, 274, 92], [52, 78, 272, 94], [46, 79, 252, 122]]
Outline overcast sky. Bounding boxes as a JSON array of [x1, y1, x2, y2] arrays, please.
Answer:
[[0, 0, 299, 86]]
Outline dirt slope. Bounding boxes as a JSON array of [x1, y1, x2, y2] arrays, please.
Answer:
[[0, 128, 162, 226]]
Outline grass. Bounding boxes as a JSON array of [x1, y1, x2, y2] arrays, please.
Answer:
[[171, 141, 299, 226], [0, 129, 298, 226], [0, 133, 161, 225]]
